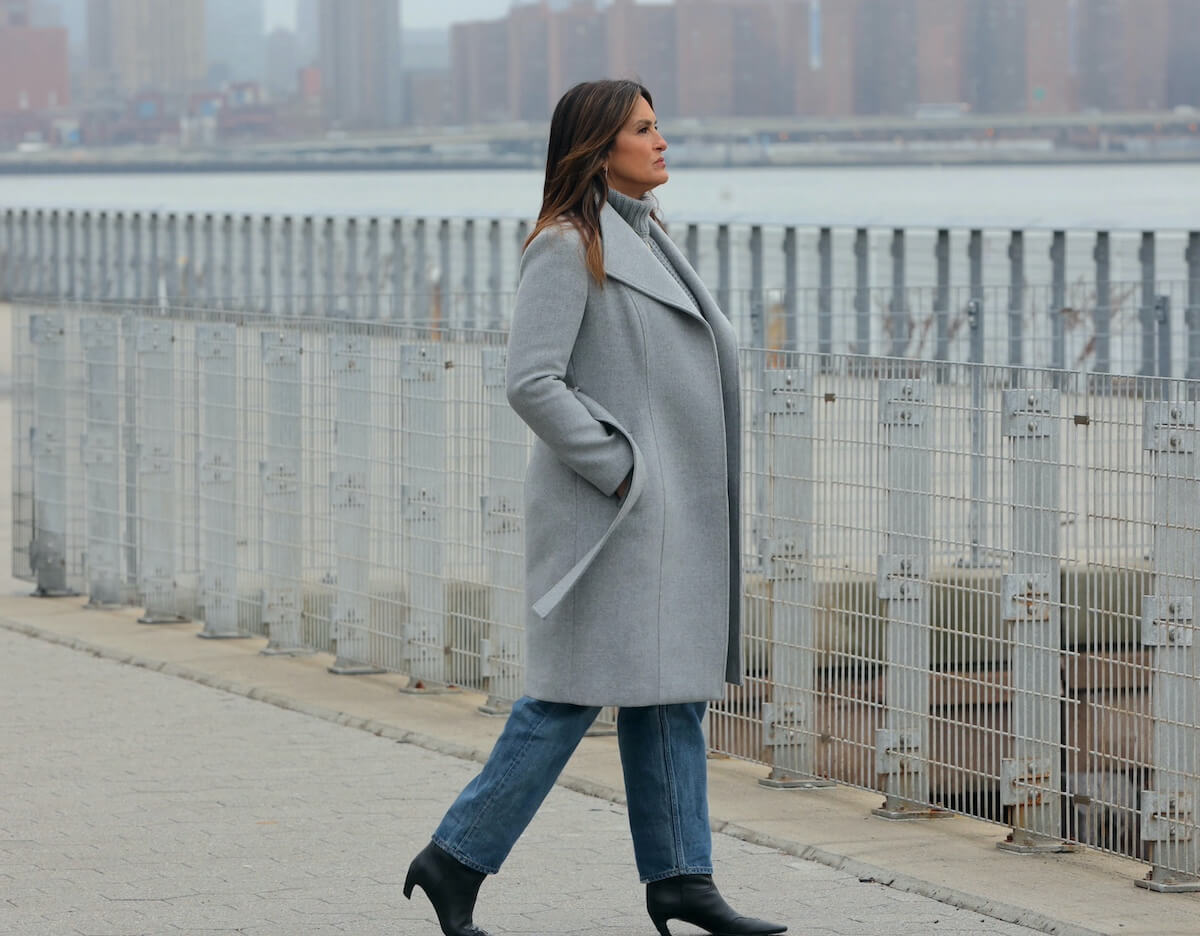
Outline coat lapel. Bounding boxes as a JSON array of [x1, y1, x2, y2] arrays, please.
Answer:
[[600, 201, 703, 322], [647, 222, 726, 326]]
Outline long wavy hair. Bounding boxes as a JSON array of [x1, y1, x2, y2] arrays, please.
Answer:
[[525, 79, 655, 283]]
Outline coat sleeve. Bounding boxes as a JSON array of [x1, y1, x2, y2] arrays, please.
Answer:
[[506, 225, 634, 497]]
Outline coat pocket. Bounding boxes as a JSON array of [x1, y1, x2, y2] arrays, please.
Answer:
[[531, 390, 645, 619]]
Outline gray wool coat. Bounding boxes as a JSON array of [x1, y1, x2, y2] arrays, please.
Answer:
[[505, 199, 743, 707]]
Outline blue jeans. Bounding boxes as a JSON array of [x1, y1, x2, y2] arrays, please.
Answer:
[[432, 696, 713, 883]]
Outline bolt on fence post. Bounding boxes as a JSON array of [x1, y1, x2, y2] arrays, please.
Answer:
[[30, 310, 75, 596], [81, 315, 122, 607], [135, 319, 187, 623], [399, 343, 452, 691], [259, 328, 307, 653], [997, 388, 1074, 854], [873, 378, 941, 819], [479, 347, 526, 715], [758, 365, 832, 791], [328, 333, 384, 674], [1137, 400, 1200, 891], [196, 323, 242, 639]]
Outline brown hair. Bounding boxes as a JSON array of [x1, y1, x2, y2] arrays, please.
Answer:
[[525, 79, 653, 283]]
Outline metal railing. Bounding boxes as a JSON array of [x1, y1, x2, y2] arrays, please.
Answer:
[[12, 295, 1200, 891], [4, 206, 1200, 372]]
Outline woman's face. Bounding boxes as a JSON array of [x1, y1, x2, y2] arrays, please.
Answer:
[[606, 95, 668, 199]]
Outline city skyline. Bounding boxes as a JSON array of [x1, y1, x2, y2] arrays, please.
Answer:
[[266, 0, 506, 32]]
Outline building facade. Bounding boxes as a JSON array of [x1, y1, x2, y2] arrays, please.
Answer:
[[86, 0, 206, 101], [318, 0, 403, 129], [206, 0, 266, 85]]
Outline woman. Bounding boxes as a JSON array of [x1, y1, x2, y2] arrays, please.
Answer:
[[403, 79, 786, 936]]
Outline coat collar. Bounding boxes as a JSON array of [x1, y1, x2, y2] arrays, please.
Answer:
[[600, 200, 703, 321]]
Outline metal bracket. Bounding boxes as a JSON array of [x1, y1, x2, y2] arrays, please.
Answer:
[[261, 330, 300, 367], [1000, 757, 1055, 806], [331, 336, 369, 374], [1144, 402, 1197, 454], [195, 323, 235, 358], [81, 429, 118, 467], [30, 312, 64, 345], [1142, 596, 1194, 647], [762, 536, 807, 581], [136, 320, 173, 353], [198, 447, 233, 485], [138, 444, 172, 475], [80, 316, 118, 350], [879, 380, 929, 427], [331, 471, 368, 511], [876, 729, 922, 776], [1142, 791, 1196, 843], [403, 484, 442, 522], [1002, 389, 1059, 439], [482, 348, 507, 388], [1002, 573, 1055, 622], [765, 370, 806, 415], [878, 553, 927, 600], [261, 461, 298, 496], [762, 701, 808, 749], [482, 493, 521, 536], [402, 344, 440, 381]]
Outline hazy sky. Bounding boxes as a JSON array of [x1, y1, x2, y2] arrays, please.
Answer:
[[263, 0, 512, 32]]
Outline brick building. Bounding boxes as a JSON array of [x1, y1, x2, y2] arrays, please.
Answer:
[[1078, 0, 1170, 112], [0, 5, 69, 113], [451, 19, 508, 124], [508, 3, 551, 121], [547, 1, 608, 104], [606, 0, 677, 116]]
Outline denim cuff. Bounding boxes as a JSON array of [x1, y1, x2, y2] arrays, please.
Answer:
[[430, 835, 499, 876]]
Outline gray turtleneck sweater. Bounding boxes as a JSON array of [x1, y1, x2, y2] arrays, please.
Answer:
[[607, 189, 700, 312]]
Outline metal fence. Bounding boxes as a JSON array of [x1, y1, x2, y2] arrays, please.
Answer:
[[12, 296, 1200, 891], [4, 206, 1200, 373]]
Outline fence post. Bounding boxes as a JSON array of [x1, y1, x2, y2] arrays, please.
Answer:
[[1008, 231, 1025, 370], [998, 389, 1073, 853], [1140, 233, 1158, 379], [136, 319, 187, 623], [438, 218, 452, 329], [260, 328, 306, 653], [81, 212, 94, 301], [413, 218, 428, 324], [487, 220, 502, 330], [873, 378, 940, 819], [749, 225, 764, 349], [1050, 231, 1067, 377], [391, 218, 406, 322], [261, 216, 273, 315], [1094, 232, 1111, 375], [367, 218, 380, 320], [889, 229, 907, 358], [818, 227, 833, 365], [854, 228, 869, 357], [121, 311, 139, 588], [1136, 401, 1200, 891], [65, 211, 76, 299], [220, 214, 233, 304], [281, 215, 294, 316], [717, 223, 731, 319], [463, 218, 477, 329], [328, 333, 384, 673], [97, 212, 110, 299], [81, 315, 122, 606], [934, 229, 950, 372], [345, 218, 359, 317], [321, 217, 335, 310], [400, 343, 451, 690], [196, 323, 242, 639], [1188, 233, 1200, 391], [30, 310, 75, 596], [759, 366, 832, 790], [45, 210, 57, 299], [479, 347, 525, 714]]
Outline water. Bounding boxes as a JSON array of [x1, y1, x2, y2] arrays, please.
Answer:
[[2, 162, 1199, 230]]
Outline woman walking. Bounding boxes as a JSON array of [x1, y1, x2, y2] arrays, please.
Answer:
[[403, 79, 786, 936]]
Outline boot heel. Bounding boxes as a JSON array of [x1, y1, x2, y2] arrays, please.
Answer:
[[649, 915, 672, 936], [402, 866, 417, 900]]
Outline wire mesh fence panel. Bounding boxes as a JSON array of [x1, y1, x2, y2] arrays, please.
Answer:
[[12, 295, 1200, 882]]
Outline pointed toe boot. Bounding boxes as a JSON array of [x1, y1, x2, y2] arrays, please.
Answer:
[[403, 841, 493, 936], [646, 873, 787, 936]]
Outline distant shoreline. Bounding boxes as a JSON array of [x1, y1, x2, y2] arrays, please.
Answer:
[[3, 149, 1200, 175]]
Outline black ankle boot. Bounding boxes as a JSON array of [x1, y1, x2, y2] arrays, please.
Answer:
[[403, 841, 493, 936], [645, 874, 787, 936]]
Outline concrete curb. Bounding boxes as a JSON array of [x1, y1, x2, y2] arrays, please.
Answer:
[[0, 615, 1104, 936]]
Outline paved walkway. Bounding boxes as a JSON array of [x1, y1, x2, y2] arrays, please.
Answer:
[[1, 627, 1048, 936]]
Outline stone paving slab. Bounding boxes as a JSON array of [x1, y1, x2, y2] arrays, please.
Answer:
[[0, 628, 1051, 936]]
